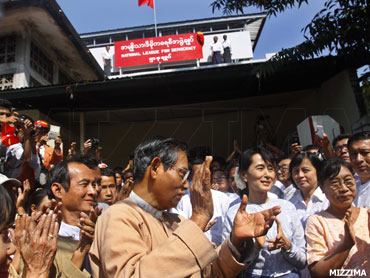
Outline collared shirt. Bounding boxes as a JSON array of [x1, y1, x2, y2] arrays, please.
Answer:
[[270, 181, 285, 199], [284, 184, 297, 201], [354, 179, 370, 208], [288, 187, 329, 228], [59, 221, 81, 241], [130, 190, 163, 219]]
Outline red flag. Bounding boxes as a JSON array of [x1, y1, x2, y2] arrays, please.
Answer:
[[138, 0, 154, 9]]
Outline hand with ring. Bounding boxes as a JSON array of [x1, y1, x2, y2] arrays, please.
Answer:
[[15, 211, 59, 278]]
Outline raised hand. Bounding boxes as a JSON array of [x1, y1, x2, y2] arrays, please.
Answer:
[[344, 208, 356, 247], [16, 211, 59, 278], [78, 206, 102, 246], [16, 179, 31, 215], [211, 182, 219, 191], [82, 139, 92, 154], [231, 195, 280, 248], [234, 139, 241, 153], [266, 218, 291, 251], [290, 143, 302, 158], [67, 142, 77, 158], [40, 198, 62, 218], [190, 156, 214, 231], [116, 178, 134, 201]]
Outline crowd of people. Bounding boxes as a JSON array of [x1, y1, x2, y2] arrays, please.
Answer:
[[0, 97, 369, 278]]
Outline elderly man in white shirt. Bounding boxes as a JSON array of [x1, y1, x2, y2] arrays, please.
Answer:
[[210, 36, 223, 64]]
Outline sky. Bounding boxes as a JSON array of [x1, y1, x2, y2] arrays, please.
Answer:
[[56, 0, 325, 59]]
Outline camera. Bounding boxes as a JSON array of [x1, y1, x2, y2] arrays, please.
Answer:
[[91, 138, 100, 149]]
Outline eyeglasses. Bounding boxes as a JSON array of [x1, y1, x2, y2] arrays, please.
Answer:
[[333, 145, 348, 152], [213, 175, 227, 180], [0, 112, 11, 117], [277, 166, 289, 172], [170, 164, 190, 183]]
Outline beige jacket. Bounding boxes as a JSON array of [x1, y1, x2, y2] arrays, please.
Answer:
[[52, 236, 91, 278], [89, 198, 251, 278]]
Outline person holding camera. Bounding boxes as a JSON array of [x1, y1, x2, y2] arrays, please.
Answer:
[[35, 121, 64, 170]]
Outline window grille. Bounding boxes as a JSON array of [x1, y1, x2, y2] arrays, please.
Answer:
[[30, 42, 53, 83], [0, 35, 16, 64]]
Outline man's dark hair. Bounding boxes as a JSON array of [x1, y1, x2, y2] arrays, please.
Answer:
[[113, 166, 124, 173], [348, 131, 370, 150], [318, 157, 354, 187], [332, 134, 351, 147], [212, 156, 227, 170], [100, 167, 116, 184], [47, 154, 99, 199], [0, 98, 13, 110], [239, 147, 275, 172], [133, 136, 188, 183], [302, 145, 320, 152]]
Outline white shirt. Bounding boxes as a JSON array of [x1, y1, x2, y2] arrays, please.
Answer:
[[288, 186, 329, 228], [284, 184, 297, 201], [354, 179, 370, 208], [210, 42, 223, 53], [170, 189, 230, 246], [226, 192, 240, 203], [59, 221, 81, 241], [102, 48, 113, 60], [270, 180, 285, 199], [222, 39, 232, 51]]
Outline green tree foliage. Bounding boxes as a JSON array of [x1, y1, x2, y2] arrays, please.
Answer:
[[212, 0, 370, 77]]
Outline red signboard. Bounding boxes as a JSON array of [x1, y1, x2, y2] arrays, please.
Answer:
[[114, 33, 204, 68]]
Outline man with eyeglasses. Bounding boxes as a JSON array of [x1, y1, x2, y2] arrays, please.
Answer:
[[332, 134, 351, 163], [90, 136, 281, 278], [348, 131, 370, 208], [272, 157, 296, 201]]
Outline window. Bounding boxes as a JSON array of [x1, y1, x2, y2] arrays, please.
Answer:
[[0, 35, 16, 64], [0, 74, 13, 90], [30, 42, 53, 83]]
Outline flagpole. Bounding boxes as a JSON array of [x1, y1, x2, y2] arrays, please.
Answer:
[[153, 0, 158, 37]]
